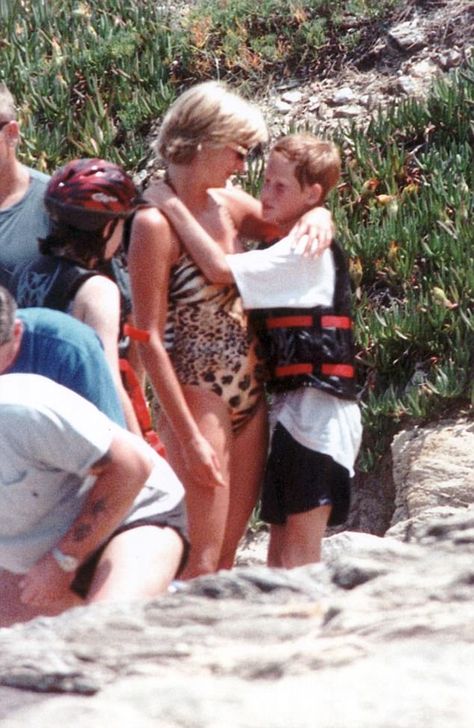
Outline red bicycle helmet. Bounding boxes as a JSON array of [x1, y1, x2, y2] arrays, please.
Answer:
[[45, 158, 140, 231]]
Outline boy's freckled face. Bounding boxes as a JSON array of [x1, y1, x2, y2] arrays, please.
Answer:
[[260, 152, 312, 231]]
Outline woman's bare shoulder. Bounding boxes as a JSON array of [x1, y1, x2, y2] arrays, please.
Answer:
[[130, 205, 180, 259], [132, 205, 172, 234]]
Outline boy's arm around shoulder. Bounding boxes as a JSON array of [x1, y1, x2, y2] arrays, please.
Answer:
[[221, 187, 334, 256]]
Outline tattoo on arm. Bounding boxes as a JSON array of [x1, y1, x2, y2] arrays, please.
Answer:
[[90, 498, 107, 516], [71, 499, 108, 542], [72, 522, 93, 542]]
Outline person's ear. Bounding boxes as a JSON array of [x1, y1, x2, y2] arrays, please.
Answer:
[[4, 120, 20, 148], [306, 182, 323, 207], [13, 319, 23, 342]]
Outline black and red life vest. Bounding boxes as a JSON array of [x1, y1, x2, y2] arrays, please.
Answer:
[[250, 241, 357, 401]]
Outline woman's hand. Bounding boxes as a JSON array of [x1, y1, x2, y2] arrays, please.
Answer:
[[184, 433, 226, 489], [144, 180, 177, 209], [289, 206, 334, 257]]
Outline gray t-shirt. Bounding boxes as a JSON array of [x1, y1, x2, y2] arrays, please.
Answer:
[[0, 166, 51, 288], [0, 373, 184, 573]]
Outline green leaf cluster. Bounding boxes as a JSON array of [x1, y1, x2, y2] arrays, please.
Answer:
[[180, 0, 399, 83], [0, 0, 179, 169], [330, 64, 473, 466]]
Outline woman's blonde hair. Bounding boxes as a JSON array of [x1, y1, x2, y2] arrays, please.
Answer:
[[155, 81, 268, 164]]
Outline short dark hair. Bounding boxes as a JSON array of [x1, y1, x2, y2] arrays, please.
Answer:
[[0, 286, 17, 345], [271, 134, 341, 201], [39, 220, 117, 266]]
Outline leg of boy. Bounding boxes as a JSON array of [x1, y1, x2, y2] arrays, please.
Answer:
[[267, 505, 331, 569], [262, 422, 351, 569]]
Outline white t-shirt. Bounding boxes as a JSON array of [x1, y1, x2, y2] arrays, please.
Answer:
[[227, 236, 335, 309], [0, 373, 184, 573], [227, 238, 362, 474]]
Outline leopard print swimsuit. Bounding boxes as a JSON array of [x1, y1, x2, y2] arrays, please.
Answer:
[[165, 252, 265, 431]]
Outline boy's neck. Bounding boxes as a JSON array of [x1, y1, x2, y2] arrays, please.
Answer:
[[275, 210, 312, 240]]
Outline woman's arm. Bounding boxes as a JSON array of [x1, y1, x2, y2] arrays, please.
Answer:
[[127, 207, 225, 488], [72, 276, 142, 436]]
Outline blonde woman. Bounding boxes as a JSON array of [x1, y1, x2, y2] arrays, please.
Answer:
[[128, 82, 332, 578]]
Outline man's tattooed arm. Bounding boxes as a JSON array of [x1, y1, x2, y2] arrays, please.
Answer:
[[70, 498, 107, 545], [18, 430, 153, 609], [51, 431, 153, 565]]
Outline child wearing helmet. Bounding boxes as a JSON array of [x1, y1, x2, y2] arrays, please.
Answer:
[[10, 158, 143, 435]]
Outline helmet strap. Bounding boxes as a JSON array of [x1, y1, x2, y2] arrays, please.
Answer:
[[102, 218, 119, 244]]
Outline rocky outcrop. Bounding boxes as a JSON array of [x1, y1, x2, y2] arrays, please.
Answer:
[[139, 1, 473, 187], [1, 411, 473, 728], [261, 1, 473, 138], [1, 510, 473, 726], [389, 418, 474, 529]]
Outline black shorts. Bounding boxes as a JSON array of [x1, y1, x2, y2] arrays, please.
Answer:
[[260, 423, 351, 527], [71, 498, 189, 598]]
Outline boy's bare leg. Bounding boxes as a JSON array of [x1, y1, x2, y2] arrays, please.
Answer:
[[267, 524, 285, 567], [267, 505, 332, 569]]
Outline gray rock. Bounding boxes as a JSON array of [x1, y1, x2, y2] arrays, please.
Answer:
[[281, 90, 303, 104], [273, 99, 292, 114], [330, 86, 355, 105], [396, 74, 418, 95], [438, 49, 463, 70], [333, 104, 365, 118], [1, 510, 474, 726], [409, 58, 439, 79], [391, 419, 474, 525], [388, 21, 426, 52]]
